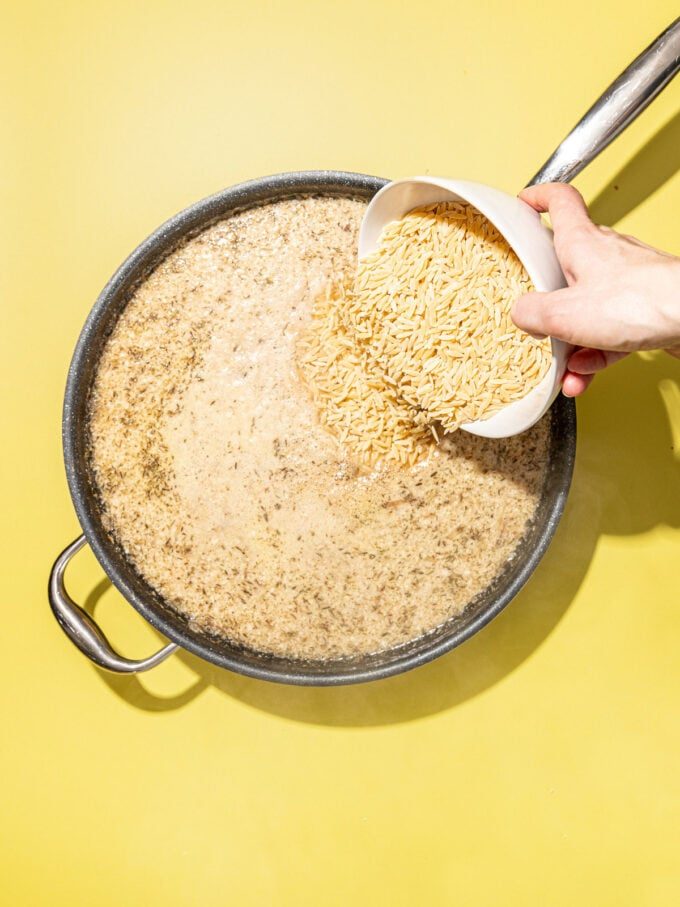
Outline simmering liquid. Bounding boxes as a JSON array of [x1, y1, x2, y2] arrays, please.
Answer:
[[88, 196, 549, 659]]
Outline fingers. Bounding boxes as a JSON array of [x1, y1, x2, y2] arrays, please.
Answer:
[[519, 183, 593, 236], [562, 371, 594, 397], [560, 348, 628, 398], [567, 348, 628, 374]]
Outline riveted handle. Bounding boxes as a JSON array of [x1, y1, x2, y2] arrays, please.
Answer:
[[529, 18, 680, 185], [48, 535, 178, 673]]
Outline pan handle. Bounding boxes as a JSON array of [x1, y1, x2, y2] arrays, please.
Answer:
[[528, 17, 680, 185], [48, 535, 178, 673]]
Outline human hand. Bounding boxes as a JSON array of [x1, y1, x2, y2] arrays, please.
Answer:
[[511, 182, 680, 396]]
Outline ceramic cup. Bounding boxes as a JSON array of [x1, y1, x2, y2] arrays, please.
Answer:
[[359, 176, 569, 438]]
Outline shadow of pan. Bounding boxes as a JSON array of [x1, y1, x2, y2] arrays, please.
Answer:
[[83, 352, 679, 725], [588, 110, 680, 226], [180, 354, 679, 727], [84, 579, 209, 712]]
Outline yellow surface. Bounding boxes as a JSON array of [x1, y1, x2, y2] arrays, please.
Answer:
[[2, 1, 679, 904]]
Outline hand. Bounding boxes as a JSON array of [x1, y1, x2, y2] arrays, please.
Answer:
[[511, 182, 680, 397]]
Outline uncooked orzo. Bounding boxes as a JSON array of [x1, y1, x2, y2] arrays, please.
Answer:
[[298, 201, 551, 466]]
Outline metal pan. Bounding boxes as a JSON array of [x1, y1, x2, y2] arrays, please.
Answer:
[[49, 19, 680, 684], [49, 170, 575, 685]]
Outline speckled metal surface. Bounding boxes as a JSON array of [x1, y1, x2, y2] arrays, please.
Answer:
[[61, 170, 576, 685]]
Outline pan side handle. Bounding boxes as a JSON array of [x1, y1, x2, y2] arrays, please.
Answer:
[[528, 18, 680, 185], [48, 535, 178, 673]]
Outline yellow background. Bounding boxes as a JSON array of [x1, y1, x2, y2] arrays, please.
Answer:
[[2, 1, 679, 904]]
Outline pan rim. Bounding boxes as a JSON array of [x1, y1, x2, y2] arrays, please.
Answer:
[[62, 170, 576, 686]]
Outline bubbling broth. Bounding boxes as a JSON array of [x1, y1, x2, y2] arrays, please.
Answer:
[[88, 196, 550, 659]]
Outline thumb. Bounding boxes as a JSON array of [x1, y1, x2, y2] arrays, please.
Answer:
[[510, 287, 626, 350], [512, 287, 628, 349], [519, 183, 593, 237], [511, 287, 576, 340]]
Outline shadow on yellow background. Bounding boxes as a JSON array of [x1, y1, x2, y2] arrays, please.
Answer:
[[82, 351, 680, 726], [589, 110, 680, 226]]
